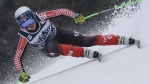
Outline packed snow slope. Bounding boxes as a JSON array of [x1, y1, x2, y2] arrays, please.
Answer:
[[20, 0, 150, 84]]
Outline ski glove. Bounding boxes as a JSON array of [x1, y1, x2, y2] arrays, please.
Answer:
[[74, 13, 86, 25], [19, 72, 30, 83]]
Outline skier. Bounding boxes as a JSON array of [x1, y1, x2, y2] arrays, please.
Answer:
[[14, 6, 137, 83]]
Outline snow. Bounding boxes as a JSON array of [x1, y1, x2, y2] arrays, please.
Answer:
[[21, 0, 150, 84]]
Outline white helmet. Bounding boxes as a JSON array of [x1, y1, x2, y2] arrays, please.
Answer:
[[15, 6, 31, 19], [15, 6, 35, 28]]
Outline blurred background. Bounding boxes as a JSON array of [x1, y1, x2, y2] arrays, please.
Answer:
[[0, 0, 131, 84]]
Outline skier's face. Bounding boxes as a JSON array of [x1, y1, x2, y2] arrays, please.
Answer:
[[27, 22, 36, 30], [17, 12, 36, 30]]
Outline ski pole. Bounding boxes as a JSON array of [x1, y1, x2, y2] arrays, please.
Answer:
[[16, 81, 20, 84], [85, 0, 142, 19]]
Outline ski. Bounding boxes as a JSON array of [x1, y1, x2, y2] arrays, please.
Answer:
[[97, 54, 102, 62], [97, 40, 141, 62], [135, 40, 141, 48]]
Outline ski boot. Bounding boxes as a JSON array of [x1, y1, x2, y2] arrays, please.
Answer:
[[118, 36, 140, 48], [83, 47, 102, 62]]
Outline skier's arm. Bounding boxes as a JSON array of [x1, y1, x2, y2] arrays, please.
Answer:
[[37, 8, 76, 20], [14, 36, 27, 72]]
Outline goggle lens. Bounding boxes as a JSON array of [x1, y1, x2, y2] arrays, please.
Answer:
[[21, 17, 35, 28]]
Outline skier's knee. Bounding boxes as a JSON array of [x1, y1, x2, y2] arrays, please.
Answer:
[[41, 48, 60, 58], [45, 41, 61, 57], [82, 38, 94, 47]]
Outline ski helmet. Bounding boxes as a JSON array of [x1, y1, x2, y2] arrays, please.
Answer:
[[15, 6, 35, 28]]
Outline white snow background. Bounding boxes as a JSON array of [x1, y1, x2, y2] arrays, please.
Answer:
[[20, 0, 150, 84]]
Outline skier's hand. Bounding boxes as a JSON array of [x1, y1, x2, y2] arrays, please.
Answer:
[[19, 72, 30, 83], [74, 13, 86, 25]]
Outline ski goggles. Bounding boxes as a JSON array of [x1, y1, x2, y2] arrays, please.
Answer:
[[16, 10, 35, 28], [21, 16, 35, 28]]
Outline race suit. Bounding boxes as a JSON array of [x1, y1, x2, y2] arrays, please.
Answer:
[[14, 8, 119, 71]]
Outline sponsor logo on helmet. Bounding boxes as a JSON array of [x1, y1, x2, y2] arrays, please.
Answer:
[[19, 14, 28, 21]]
